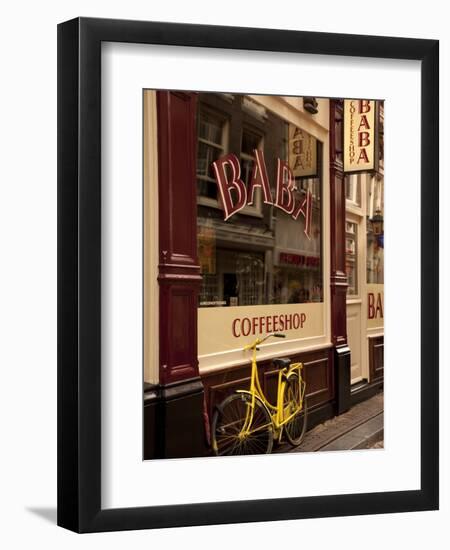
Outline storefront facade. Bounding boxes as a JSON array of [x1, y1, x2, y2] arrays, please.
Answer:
[[344, 102, 384, 401], [345, 171, 384, 396], [143, 90, 384, 459]]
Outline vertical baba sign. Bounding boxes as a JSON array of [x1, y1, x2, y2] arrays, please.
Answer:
[[343, 99, 378, 173], [289, 125, 318, 178]]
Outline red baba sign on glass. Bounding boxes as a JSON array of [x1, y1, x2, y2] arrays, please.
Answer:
[[212, 149, 312, 239]]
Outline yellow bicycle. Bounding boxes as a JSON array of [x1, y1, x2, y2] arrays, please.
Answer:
[[211, 333, 307, 456]]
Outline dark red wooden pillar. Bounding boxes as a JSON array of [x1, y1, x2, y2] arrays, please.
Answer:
[[154, 91, 207, 458], [329, 99, 351, 414]]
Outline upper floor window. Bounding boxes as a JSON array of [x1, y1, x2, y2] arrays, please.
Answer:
[[196, 94, 324, 308], [345, 174, 361, 207], [197, 109, 228, 205]]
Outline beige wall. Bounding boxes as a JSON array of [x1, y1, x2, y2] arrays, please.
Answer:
[[143, 90, 159, 384], [198, 302, 325, 371]]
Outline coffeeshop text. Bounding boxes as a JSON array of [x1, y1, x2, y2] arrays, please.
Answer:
[[232, 312, 307, 338]]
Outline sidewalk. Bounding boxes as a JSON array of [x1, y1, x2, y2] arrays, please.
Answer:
[[278, 391, 384, 453]]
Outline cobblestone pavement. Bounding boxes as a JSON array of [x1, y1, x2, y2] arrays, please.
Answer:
[[368, 439, 384, 449], [277, 391, 384, 453]]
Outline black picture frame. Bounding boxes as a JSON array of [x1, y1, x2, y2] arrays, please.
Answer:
[[57, 17, 439, 533]]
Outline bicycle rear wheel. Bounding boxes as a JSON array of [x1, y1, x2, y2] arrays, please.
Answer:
[[211, 393, 273, 456], [283, 375, 308, 446]]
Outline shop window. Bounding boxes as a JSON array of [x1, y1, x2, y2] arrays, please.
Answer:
[[366, 176, 384, 284], [378, 102, 384, 172], [345, 221, 358, 295], [196, 94, 323, 308], [199, 248, 265, 307], [345, 174, 361, 207]]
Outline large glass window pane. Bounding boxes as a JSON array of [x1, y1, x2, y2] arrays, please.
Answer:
[[345, 221, 358, 295], [366, 176, 384, 284], [196, 95, 323, 308], [197, 110, 226, 202], [345, 174, 361, 206], [240, 129, 262, 188]]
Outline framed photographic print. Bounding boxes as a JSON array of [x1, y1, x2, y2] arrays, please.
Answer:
[[57, 17, 439, 532]]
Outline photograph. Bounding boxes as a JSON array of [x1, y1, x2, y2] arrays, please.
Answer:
[[56, 15, 438, 533], [143, 91, 385, 459], [0, 0, 446, 545]]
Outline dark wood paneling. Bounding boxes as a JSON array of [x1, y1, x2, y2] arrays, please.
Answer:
[[143, 379, 208, 459], [159, 283, 199, 385], [329, 100, 348, 347], [262, 367, 283, 406], [303, 356, 331, 407], [209, 373, 252, 419], [143, 384, 160, 460], [334, 346, 351, 414], [369, 335, 384, 382], [202, 346, 334, 423], [156, 91, 202, 386]]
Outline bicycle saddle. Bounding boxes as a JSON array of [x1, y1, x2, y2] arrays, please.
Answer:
[[272, 357, 291, 368]]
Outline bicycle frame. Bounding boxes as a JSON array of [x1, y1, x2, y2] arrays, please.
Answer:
[[237, 335, 306, 440]]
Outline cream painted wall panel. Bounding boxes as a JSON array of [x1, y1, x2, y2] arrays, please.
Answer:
[[143, 91, 159, 384], [347, 305, 362, 382], [198, 302, 326, 371]]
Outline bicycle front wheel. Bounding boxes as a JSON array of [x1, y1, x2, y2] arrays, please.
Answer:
[[211, 393, 273, 456], [283, 375, 308, 447]]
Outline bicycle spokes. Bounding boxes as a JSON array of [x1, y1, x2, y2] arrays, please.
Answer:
[[212, 394, 273, 456], [283, 376, 308, 446]]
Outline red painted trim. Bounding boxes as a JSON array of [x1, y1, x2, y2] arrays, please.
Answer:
[[156, 91, 201, 385], [329, 100, 348, 347], [157, 91, 199, 267]]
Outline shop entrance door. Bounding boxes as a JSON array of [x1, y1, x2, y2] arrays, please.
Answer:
[[345, 215, 367, 385]]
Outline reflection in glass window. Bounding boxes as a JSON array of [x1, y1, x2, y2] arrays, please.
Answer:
[[366, 176, 384, 284], [345, 174, 361, 206], [197, 110, 227, 201], [198, 248, 265, 307], [345, 221, 358, 295], [196, 94, 323, 308], [239, 128, 264, 216], [240, 129, 262, 188]]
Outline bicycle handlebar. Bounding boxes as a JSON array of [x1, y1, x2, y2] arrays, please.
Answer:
[[243, 333, 286, 351]]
